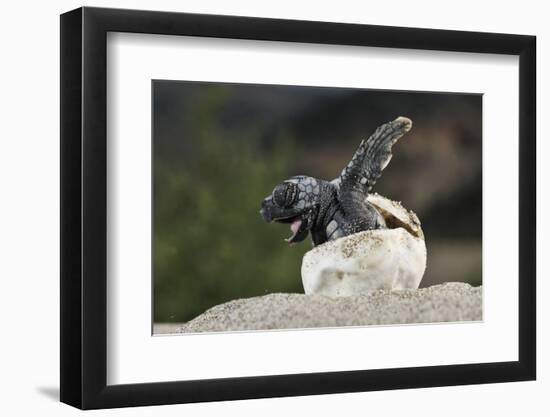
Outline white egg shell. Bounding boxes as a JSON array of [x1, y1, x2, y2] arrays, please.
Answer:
[[301, 194, 427, 297]]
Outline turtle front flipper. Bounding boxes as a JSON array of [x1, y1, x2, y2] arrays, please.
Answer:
[[330, 117, 412, 237], [337, 116, 412, 196]]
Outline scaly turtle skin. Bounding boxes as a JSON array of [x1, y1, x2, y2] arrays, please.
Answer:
[[260, 116, 412, 246]]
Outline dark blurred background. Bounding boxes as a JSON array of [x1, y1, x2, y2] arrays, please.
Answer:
[[153, 80, 482, 325]]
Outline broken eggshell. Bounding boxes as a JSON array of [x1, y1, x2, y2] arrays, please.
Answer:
[[301, 193, 427, 297]]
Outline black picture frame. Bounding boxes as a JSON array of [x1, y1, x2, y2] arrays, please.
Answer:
[[60, 6, 536, 410]]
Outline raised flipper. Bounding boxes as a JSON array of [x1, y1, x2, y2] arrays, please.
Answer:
[[337, 117, 412, 195]]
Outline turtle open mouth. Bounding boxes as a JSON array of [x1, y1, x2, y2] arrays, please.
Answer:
[[274, 215, 308, 243]]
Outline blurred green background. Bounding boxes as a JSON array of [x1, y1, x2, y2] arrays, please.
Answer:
[[153, 81, 482, 325]]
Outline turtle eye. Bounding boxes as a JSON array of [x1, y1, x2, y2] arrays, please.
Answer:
[[272, 182, 297, 208]]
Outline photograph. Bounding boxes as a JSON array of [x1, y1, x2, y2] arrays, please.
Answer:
[[152, 80, 483, 334]]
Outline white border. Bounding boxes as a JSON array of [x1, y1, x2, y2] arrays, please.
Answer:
[[107, 33, 519, 385]]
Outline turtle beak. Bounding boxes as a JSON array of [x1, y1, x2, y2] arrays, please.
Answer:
[[259, 207, 268, 220], [260, 198, 275, 222]]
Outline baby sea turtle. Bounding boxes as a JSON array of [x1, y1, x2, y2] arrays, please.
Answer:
[[260, 116, 412, 246]]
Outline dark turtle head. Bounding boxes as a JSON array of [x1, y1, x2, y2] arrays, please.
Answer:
[[260, 175, 321, 243]]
